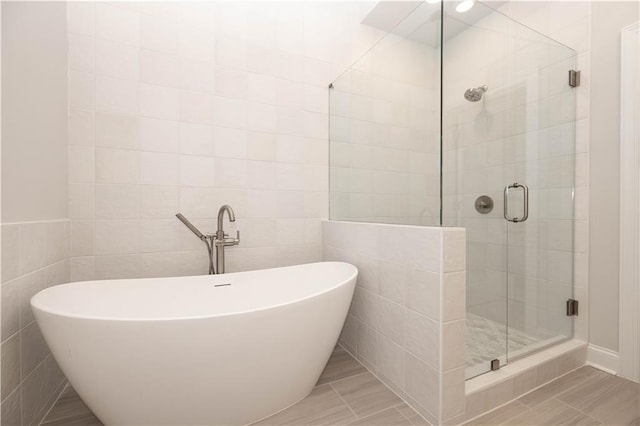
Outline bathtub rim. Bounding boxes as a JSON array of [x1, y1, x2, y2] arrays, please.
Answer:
[[31, 261, 358, 323]]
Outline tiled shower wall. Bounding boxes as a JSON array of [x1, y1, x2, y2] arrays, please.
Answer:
[[329, 28, 441, 226], [66, 1, 384, 281], [322, 220, 466, 425], [441, 2, 590, 344], [1, 220, 70, 425]]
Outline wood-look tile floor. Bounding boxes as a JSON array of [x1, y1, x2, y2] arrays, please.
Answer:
[[39, 346, 427, 426], [39, 353, 640, 426], [464, 366, 640, 426]]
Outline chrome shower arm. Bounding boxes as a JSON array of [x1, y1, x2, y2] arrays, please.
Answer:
[[176, 213, 206, 241]]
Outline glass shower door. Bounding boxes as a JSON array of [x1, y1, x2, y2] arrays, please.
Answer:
[[441, 1, 511, 379], [504, 21, 576, 362], [442, 2, 577, 379]]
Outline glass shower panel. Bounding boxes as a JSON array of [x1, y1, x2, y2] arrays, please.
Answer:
[[441, 1, 511, 379], [329, 1, 441, 226], [442, 2, 576, 379], [504, 20, 576, 361]]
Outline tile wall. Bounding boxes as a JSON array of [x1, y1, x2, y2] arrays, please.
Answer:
[[440, 1, 591, 351], [66, 1, 384, 281], [498, 0, 591, 355], [0, 220, 71, 425], [329, 7, 441, 226], [322, 220, 467, 425]]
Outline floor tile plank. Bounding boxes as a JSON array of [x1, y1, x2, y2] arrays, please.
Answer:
[[41, 387, 96, 424], [347, 407, 412, 425], [317, 347, 367, 386], [463, 400, 529, 425], [252, 385, 356, 426], [557, 373, 640, 426], [331, 372, 402, 418], [506, 398, 601, 425]]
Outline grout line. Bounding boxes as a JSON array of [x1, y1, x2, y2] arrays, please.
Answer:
[[553, 397, 602, 424], [38, 382, 69, 426], [328, 383, 358, 419], [338, 344, 433, 425]]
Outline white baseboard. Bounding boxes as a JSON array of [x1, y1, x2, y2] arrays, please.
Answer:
[[586, 344, 620, 375]]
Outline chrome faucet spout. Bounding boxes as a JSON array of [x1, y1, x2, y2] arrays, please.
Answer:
[[216, 204, 236, 239], [215, 205, 240, 274]]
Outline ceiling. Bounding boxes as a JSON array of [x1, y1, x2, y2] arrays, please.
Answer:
[[361, 1, 508, 47]]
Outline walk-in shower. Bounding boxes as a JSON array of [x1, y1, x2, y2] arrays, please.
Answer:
[[329, 0, 577, 381]]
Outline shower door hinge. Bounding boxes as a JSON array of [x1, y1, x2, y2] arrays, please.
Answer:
[[490, 359, 500, 371], [569, 70, 581, 87], [566, 299, 579, 316]]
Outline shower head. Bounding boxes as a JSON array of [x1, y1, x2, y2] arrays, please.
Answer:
[[464, 85, 488, 102]]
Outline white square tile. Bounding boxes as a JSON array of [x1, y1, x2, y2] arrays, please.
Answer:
[[71, 220, 94, 257], [379, 298, 404, 346], [140, 14, 179, 55], [404, 353, 439, 416], [139, 220, 181, 253], [96, 113, 139, 150], [214, 127, 247, 159], [96, 39, 139, 80], [68, 145, 95, 183], [140, 84, 180, 120], [139, 152, 179, 185], [442, 368, 466, 420], [276, 218, 321, 246], [442, 320, 465, 371], [442, 272, 466, 322], [94, 220, 140, 255], [247, 131, 277, 161], [179, 123, 215, 156], [139, 118, 179, 153], [2, 224, 20, 282], [180, 59, 215, 92], [247, 73, 277, 104], [179, 28, 216, 62], [44, 221, 70, 265], [214, 67, 248, 99], [139, 185, 180, 219], [96, 76, 139, 115], [95, 148, 139, 184], [215, 35, 247, 69], [180, 90, 215, 125], [96, 3, 139, 46], [379, 260, 407, 305], [68, 183, 95, 219], [212, 97, 247, 128], [406, 267, 440, 321], [69, 109, 95, 147], [405, 309, 439, 370], [95, 254, 140, 279], [95, 184, 139, 219], [68, 34, 95, 73], [19, 223, 46, 275], [214, 158, 247, 188], [69, 70, 95, 109], [180, 156, 215, 187], [71, 256, 95, 282], [139, 49, 180, 87], [356, 321, 378, 369], [68, 1, 95, 36], [378, 334, 405, 391]]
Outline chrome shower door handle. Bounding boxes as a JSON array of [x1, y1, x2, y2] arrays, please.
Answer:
[[503, 183, 529, 223]]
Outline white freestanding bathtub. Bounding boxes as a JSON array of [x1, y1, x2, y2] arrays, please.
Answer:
[[31, 262, 357, 426]]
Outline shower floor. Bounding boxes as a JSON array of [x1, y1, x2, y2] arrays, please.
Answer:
[[466, 313, 559, 375]]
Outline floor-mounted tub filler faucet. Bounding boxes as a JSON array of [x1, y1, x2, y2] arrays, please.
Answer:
[[175, 205, 240, 275]]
